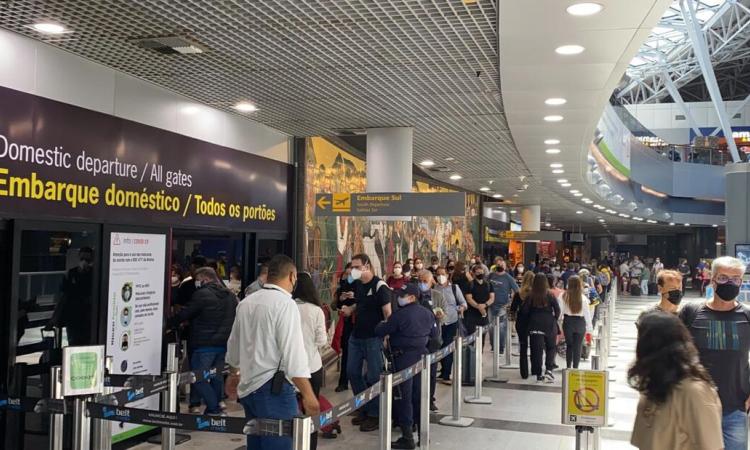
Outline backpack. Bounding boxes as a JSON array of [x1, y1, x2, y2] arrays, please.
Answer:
[[680, 301, 750, 328]]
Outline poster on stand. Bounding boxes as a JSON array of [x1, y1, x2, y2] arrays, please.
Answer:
[[106, 232, 166, 442]]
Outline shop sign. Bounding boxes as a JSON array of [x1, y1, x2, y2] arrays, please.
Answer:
[[0, 86, 289, 231], [315, 192, 465, 216], [62, 345, 104, 397], [562, 369, 608, 427], [498, 230, 563, 241]]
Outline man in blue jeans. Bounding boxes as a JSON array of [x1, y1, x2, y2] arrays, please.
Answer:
[[487, 261, 518, 354], [225, 255, 319, 450], [340, 253, 392, 432], [169, 267, 236, 415], [680, 256, 750, 450]]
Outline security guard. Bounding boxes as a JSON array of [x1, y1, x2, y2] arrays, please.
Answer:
[[375, 283, 439, 449]]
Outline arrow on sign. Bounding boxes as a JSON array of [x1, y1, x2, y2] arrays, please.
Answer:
[[317, 196, 331, 210]]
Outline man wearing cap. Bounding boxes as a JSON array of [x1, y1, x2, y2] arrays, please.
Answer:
[[375, 283, 440, 449]]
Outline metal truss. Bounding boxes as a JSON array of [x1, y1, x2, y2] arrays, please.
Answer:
[[616, 0, 750, 104]]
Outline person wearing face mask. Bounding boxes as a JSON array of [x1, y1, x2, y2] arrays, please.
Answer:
[[635, 270, 683, 328], [387, 261, 409, 291], [428, 256, 440, 276], [170, 264, 184, 306], [652, 257, 664, 275], [679, 256, 750, 450], [341, 253, 392, 432], [472, 255, 490, 277], [488, 261, 519, 354], [513, 262, 526, 283], [678, 258, 692, 292], [411, 258, 425, 282], [375, 283, 440, 449], [416, 270, 446, 411], [47, 247, 96, 345], [169, 267, 237, 416], [244, 263, 269, 297], [465, 266, 495, 336], [434, 267, 467, 385], [333, 263, 356, 392], [225, 255, 320, 449]]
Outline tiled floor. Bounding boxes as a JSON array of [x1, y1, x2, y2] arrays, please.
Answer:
[[132, 292, 695, 450]]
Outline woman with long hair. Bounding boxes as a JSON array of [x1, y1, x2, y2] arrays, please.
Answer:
[[451, 260, 473, 296], [519, 273, 560, 382], [629, 311, 722, 450], [557, 276, 592, 369], [292, 272, 327, 450], [509, 271, 536, 379]]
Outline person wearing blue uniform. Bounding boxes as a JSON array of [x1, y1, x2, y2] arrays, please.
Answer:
[[375, 283, 440, 449]]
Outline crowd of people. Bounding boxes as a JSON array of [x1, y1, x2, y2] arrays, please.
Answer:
[[167, 249, 749, 450]]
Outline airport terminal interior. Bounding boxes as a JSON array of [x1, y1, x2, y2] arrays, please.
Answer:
[[0, 1, 750, 450]]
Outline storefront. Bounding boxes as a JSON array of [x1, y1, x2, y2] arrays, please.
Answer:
[[0, 85, 293, 449]]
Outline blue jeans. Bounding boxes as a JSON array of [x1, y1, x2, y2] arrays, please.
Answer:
[[347, 336, 383, 418], [240, 379, 299, 450], [190, 349, 225, 414], [722, 410, 748, 450], [489, 310, 508, 353], [439, 322, 458, 380]]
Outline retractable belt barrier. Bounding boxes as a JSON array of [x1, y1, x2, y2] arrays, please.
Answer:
[[0, 395, 67, 414]]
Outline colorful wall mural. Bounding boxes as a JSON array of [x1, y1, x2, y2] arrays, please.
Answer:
[[304, 137, 480, 304]]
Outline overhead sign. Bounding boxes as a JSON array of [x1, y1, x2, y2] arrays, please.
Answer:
[[315, 192, 465, 216], [493, 230, 564, 242], [62, 345, 104, 397], [0, 85, 289, 232], [562, 369, 608, 427]]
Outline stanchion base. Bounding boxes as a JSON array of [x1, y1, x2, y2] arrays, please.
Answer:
[[484, 376, 509, 383], [499, 364, 519, 369], [607, 364, 616, 369], [464, 396, 492, 404], [438, 416, 474, 427], [147, 433, 191, 445]]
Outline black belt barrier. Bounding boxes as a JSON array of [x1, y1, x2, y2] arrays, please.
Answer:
[[98, 376, 171, 406], [0, 395, 67, 414]]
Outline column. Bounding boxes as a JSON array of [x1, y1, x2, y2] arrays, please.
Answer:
[[520, 205, 541, 231], [725, 163, 750, 253], [366, 127, 413, 193]]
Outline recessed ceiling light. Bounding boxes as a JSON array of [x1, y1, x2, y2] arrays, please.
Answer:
[[557, 179, 568, 183], [32, 22, 67, 34], [492, 194, 503, 198], [480, 187, 490, 192], [633, 217, 644, 221], [712, 224, 718, 227], [583, 200, 594, 204], [510, 210, 517, 214], [566, 3, 604, 16], [669, 222, 675, 226], [545, 139, 561, 145], [561, 183, 572, 187], [419, 159, 435, 167], [544, 115, 564, 122], [513, 194, 519, 197], [716, 242, 722, 246], [619, 213, 630, 218], [552, 169, 565, 174], [545, 98, 567, 106], [550, 163, 564, 168], [234, 102, 258, 112], [449, 174, 462, 180], [545, 148, 561, 155], [545, 222, 551, 227], [576, 210, 583, 214], [684, 223, 691, 227], [598, 219, 605, 223], [569, 189, 580, 194], [445, 157, 455, 161], [573, 193, 583, 197], [555, 44, 585, 55], [647, 220, 657, 224]]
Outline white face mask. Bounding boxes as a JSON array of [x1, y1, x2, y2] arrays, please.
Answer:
[[171, 275, 179, 284], [195, 280, 202, 289], [350, 268, 363, 280], [415, 263, 424, 270], [397, 296, 411, 307], [393, 267, 402, 276], [437, 275, 448, 285]]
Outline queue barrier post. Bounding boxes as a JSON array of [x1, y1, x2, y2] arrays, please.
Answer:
[[419, 354, 431, 450], [162, 343, 178, 450], [438, 333, 473, 427], [502, 316, 518, 368], [465, 327, 491, 405], [92, 357, 113, 450], [489, 315, 513, 377], [49, 366, 64, 450], [73, 396, 91, 450], [379, 372, 393, 450], [292, 416, 312, 450], [587, 357, 603, 450]]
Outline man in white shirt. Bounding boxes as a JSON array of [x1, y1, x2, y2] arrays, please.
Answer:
[[225, 255, 319, 450]]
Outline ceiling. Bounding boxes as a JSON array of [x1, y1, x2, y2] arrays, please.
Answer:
[[0, 0, 678, 233]]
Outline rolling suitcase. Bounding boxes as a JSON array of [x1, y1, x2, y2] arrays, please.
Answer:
[[648, 282, 658, 295]]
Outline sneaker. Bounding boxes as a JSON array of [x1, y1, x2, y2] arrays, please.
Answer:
[[351, 414, 366, 426], [536, 375, 544, 382], [438, 379, 452, 386], [218, 401, 227, 411], [430, 401, 438, 412], [335, 385, 348, 393], [544, 370, 555, 383], [359, 417, 379, 432], [391, 437, 416, 449], [189, 406, 201, 414]]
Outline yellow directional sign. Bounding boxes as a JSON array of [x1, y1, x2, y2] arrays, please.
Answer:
[[562, 369, 608, 427], [332, 193, 351, 212], [314, 192, 465, 217], [316, 195, 331, 211]]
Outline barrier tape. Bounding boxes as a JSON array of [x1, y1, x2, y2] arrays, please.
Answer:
[[86, 402, 293, 436], [431, 342, 456, 364], [392, 360, 424, 387], [0, 395, 67, 414], [464, 333, 477, 345], [177, 364, 230, 387], [104, 373, 160, 388], [98, 377, 171, 406], [308, 380, 382, 432]]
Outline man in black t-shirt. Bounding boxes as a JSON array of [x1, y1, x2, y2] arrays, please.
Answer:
[[341, 253, 392, 432], [679, 256, 749, 450], [464, 265, 495, 335]]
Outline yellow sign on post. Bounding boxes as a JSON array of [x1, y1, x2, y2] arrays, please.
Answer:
[[562, 369, 608, 426]]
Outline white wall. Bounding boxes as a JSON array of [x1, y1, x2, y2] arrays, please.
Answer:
[[0, 28, 290, 163], [625, 100, 750, 145]]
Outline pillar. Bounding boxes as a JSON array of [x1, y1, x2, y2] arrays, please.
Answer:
[[726, 163, 750, 254], [520, 205, 541, 232], [366, 127, 413, 193]]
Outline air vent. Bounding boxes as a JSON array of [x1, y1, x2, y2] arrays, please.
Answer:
[[733, 113, 742, 119], [427, 166, 452, 172], [675, 114, 686, 120], [134, 36, 205, 55]]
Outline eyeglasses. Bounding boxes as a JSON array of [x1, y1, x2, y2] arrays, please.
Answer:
[[715, 274, 744, 286]]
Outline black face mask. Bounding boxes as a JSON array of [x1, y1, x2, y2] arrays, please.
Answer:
[[447, 266, 455, 272], [474, 273, 484, 280], [716, 282, 741, 302], [666, 289, 683, 305], [496, 267, 505, 272]]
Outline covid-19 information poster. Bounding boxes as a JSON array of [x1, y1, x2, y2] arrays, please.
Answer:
[[106, 231, 166, 442]]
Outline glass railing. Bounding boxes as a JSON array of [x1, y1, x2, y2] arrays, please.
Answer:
[[641, 143, 744, 166]]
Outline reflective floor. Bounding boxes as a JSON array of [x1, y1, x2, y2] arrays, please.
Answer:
[[133, 293, 699, 450]]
